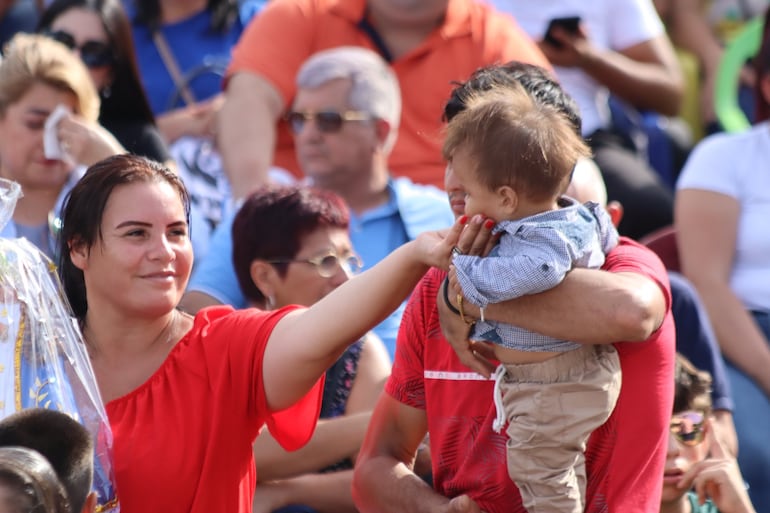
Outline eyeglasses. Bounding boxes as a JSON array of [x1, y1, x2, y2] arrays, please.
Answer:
[[670, 411, 707, 447], [285, 110, 373, 134], [43, 30, 114, 68], [268, 251, 363, 278]]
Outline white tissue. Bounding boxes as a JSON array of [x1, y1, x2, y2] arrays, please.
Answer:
[[43, 105, 71, 160]]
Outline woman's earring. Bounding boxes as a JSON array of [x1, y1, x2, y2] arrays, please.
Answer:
[[265, 295, 276, 310], [101, 85, 112, 99]]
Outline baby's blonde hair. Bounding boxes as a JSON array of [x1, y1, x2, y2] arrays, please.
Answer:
[[443, 82, 590, 201]]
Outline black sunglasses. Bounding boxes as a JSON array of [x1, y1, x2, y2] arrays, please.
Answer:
[[285, 110, 373, 134], [44, 29, 114, 68]]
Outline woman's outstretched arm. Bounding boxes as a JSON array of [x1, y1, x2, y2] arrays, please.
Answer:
[[262, 220, 460, 411]]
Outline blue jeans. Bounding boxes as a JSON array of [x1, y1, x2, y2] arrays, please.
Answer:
[[725, 310, 770, 512]]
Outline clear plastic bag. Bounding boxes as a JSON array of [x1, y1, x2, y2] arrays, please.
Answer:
[[0, 177, 119, 511]]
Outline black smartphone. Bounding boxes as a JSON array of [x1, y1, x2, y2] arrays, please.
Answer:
[[544, 16, 582, 48]]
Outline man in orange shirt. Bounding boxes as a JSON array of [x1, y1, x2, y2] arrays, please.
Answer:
[[218, 0, 549, 196]]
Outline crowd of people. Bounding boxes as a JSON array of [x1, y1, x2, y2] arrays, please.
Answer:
[[0, 0, 768, 512]]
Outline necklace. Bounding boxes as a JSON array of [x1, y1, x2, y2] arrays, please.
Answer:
[[154, 309, 180, 347], [83, 309, 191, 359]]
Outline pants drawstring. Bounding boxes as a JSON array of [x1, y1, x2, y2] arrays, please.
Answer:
[[492, 364, 507, 433]]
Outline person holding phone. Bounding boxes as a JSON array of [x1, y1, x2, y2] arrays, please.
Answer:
[[543, 16, 581, 47], [488, 0, 684, 241]]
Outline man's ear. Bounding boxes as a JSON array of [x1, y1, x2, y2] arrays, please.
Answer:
[[81, 491, 97, 513], [606, 200, 624, 229], [374, 119, 392, 149]]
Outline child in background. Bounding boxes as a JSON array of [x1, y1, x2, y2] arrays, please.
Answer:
[[662, 354, 756, 513]]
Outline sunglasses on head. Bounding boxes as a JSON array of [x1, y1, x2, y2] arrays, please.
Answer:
[[285, 110, 373, 134], [44, 29, 114, 68], [670, 410, 706, 447]]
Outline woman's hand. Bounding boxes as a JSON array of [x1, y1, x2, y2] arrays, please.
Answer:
[[412, 216, 466, 271], [57, 114, 125, 167], [157, 95, 224, 144], [414, 214, 499, 271], [453, 215, 498, 256]]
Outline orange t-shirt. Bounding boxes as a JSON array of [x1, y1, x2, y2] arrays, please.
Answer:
[[227, 0, 550, 188], [106, 306, 323, 513]]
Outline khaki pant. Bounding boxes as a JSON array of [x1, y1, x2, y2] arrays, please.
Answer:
[[500, 344, 621, 513]]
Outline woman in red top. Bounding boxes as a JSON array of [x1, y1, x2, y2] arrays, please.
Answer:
[[56, 154, 455, 513]]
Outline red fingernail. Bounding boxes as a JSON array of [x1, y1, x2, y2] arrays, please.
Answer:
[[459, 215, 468, 225], [484, 219, 495, 229]]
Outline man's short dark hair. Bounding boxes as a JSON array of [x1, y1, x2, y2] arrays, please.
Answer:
[[443, 61, 582, 136], [0, 409, 94, 513]]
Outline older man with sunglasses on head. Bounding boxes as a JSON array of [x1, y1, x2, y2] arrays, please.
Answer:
[[181, 47, 454, 359]]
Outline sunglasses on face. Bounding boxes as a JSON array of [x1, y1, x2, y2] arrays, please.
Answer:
[[670, 410, 707, 447], [285, 110, 373, 134], [269, 251, 363, 278], [44, 29, 114, 68]]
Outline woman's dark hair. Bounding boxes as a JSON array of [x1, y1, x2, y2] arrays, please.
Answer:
[[133, 0, 239, 34], [36, 0, 156, 126], [58, 154, 190, 320], [231, 185, 349, 305], [0, 446, 71, 513]]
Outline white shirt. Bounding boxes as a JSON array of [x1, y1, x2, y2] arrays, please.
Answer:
[[489, 0, 665, 135], [676, 122, 770, 312]]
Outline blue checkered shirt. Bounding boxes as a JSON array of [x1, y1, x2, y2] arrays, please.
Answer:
[[453, 198, 618, 351]]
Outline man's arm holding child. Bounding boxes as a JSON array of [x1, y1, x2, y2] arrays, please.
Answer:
[[442, 222, 666, 375]]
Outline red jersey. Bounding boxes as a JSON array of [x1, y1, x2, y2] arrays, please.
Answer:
[[386, 238, 675, 513], [106, 306, 324, 513]]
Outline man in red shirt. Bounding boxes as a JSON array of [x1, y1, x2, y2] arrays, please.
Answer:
[[352, 63, 675, 513]]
